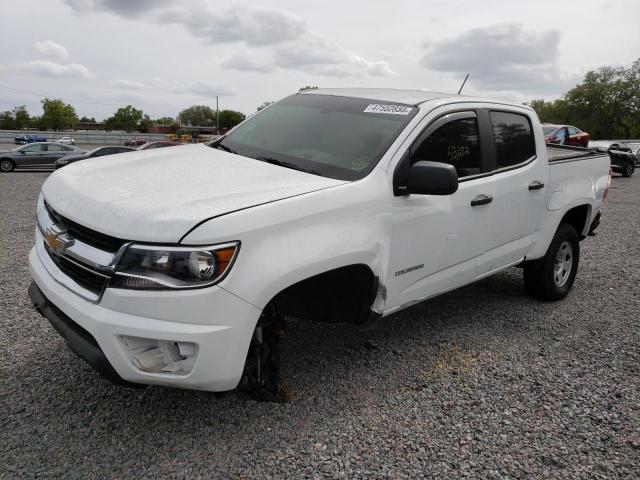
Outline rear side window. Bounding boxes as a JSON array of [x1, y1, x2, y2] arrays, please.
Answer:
[[412, 117, 481, 178], [46, 144, 65, 151], [490, 111, 535, 169]]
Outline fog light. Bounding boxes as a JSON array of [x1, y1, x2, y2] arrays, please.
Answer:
[[120, 336, 197, 376]]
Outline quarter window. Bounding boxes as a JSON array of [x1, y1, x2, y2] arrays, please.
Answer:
[[490, 111, 535, 169], [412, 117, 481, 178]]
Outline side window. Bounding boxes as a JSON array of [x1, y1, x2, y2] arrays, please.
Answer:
[[567, 126, 579, 135], [23, 144, 43, 152], [93, 148, 109, 156], [412, 117, 481, 178], [490, 111, 535, 169], [46, 144, 65, 152]]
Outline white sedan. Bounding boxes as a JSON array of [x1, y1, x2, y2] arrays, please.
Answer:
[[56, 136, 75, 145]]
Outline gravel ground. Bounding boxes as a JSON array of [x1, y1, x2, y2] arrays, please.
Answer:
[[1, 171, 639, 479]]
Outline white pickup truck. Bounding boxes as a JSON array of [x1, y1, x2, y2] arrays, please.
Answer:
[[28, 88, 611, 400]]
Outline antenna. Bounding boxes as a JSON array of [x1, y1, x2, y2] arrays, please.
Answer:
[[457, 74, 470, 95]]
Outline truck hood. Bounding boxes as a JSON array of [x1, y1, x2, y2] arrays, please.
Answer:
[[42, 144, 346, 243]]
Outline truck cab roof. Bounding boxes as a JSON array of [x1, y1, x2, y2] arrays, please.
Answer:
[[299, 87, 526, 109]]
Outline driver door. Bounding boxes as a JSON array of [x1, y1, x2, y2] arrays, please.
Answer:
[[386, 110, 494, 311]]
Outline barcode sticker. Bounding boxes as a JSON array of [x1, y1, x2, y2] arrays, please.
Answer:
[[364, 104, 413, 115]]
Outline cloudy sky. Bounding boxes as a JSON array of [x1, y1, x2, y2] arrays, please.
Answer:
[[1, 0, 638, 120]]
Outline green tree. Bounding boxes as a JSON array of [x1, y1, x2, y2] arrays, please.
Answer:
[[78, 116, 97, 123], [40, 98, 78, 130], [0, 105, 32, 129], [138, 114, 153, 133], [0, 110, 15, 130], [218, 110, 246, 129], [104, 105, 144, 132], [153, 116, 175, 125], [178, 105, 216, 126], [528, 58, 640, 140], [257, 101, 273, 111], [13, 106, 30, 129], [29, 115, 45, 130], [298, 85, 319, 92]]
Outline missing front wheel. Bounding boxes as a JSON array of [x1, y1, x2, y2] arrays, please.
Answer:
[[240, 306, 293, 402]]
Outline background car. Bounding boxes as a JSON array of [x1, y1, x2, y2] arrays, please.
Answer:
[[542, 124, 590, 147], [14, 134, 48, 145], [56, 136, 75, 145], [0, 142, 86, 172], [137, 141, 181, 150], [55, 146, 136, 169], [622, 142, 640, 165], [589, 141, 636, 177], [124, 137, 147, 147]]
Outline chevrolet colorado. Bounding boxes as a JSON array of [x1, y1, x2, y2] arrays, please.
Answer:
[[28, 89, 611, 399]]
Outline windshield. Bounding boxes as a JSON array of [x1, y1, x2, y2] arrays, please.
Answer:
[[214, 94, 418, 180], [542, 126, 557, 135]]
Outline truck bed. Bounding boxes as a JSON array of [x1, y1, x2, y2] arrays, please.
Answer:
[[546, 144, 607, 163]]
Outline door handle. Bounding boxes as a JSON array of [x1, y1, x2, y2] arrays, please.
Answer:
[[470, 194, 493, 206], [528, 180, 545, 191]]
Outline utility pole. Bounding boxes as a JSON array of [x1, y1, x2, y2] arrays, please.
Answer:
[[216, 96, 219, 136]]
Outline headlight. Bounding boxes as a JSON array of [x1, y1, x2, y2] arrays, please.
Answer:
[[110, 242, 239, 290]]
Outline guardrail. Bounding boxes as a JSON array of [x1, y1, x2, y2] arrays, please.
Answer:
[[1, 130, 168, 146]]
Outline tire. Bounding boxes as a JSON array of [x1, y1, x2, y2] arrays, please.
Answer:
[[622, 163, 634, 177], [0, 158, 15, 172], [523, 223, 580, 301]]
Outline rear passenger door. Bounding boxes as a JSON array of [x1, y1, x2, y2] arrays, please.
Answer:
[[43, 144, 70, 165], [477, 110, 548, 273]]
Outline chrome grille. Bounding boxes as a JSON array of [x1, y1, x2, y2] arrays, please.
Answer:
[[44, 201, 125, 252], [44, 243, 110, 295], [37, 198, 128, 302]]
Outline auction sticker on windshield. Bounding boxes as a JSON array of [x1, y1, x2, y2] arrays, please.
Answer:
[[364, 104, 413, 115]]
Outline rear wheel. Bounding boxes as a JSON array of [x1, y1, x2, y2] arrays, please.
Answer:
[[0, 159, 14, 172], [622, 163, 634, 177], [523, 223, 580, 301]]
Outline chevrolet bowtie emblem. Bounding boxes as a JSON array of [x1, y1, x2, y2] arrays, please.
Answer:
[[45, 226, 75, 256]]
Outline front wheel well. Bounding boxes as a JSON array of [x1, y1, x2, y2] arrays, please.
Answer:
[[268, 264, 377, 325], [560, 205, 590, 239]]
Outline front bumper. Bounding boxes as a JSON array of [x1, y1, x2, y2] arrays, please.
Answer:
[[28, 245, 261, 391]]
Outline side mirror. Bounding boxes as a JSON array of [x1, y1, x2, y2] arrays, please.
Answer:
[[407, 161, 458, 195]]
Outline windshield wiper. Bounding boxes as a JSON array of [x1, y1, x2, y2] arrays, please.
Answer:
[[254, 156, 320, 175], [211, 142, 237, 154]]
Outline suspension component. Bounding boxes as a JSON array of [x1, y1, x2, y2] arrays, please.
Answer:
[[240, 305, 291, 402]]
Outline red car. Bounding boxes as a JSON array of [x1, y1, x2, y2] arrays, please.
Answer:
[[542, 124, 590, 148], [137, 141, 182, 150], [124, 137, 147, 147]]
